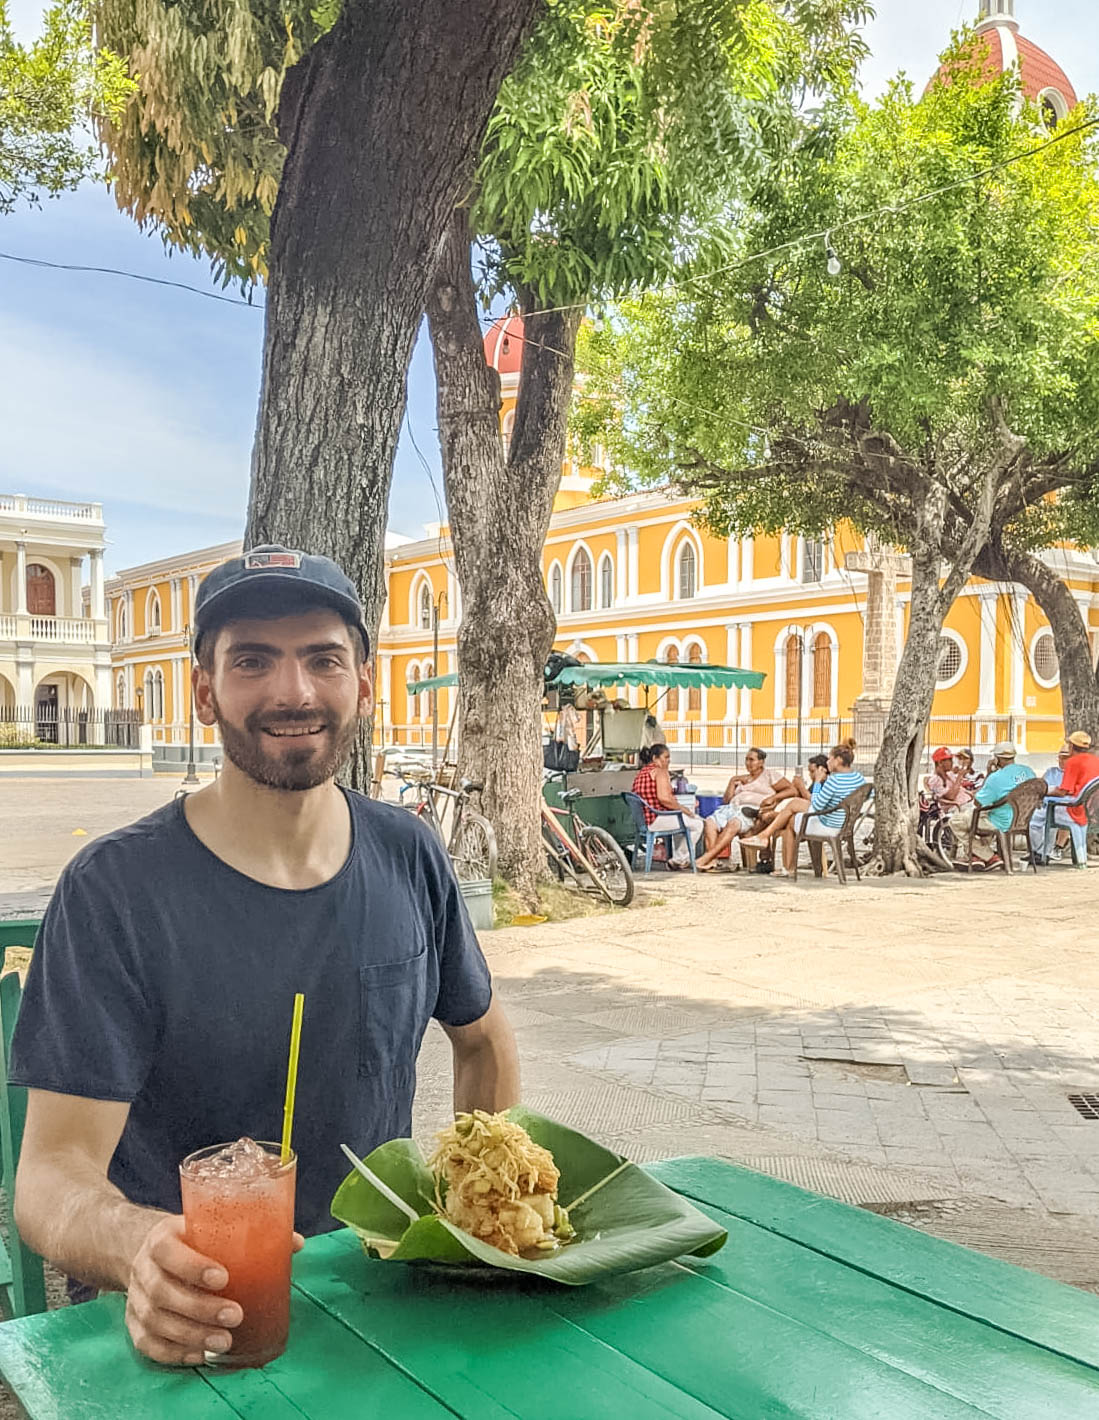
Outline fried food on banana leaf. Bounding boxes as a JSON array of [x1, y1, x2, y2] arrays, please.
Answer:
[[429, 1110, 574, 1256]]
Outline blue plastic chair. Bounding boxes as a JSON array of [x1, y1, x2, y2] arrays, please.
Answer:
[[622, 792, 698, 873]]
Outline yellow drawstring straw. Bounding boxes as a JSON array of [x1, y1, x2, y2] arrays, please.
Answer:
[[281, 993, 305, 1163]]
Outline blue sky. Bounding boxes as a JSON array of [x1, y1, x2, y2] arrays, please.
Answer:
[[3, 0, 1096, 577]]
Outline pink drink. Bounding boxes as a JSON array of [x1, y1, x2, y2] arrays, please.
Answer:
[[179, 1138, 296, 1368]]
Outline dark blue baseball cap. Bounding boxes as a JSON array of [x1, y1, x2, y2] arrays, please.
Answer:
[[194, 544, 370, 657]]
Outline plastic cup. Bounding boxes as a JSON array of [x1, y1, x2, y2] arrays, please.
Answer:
[[179, 1140, 296, 1368]]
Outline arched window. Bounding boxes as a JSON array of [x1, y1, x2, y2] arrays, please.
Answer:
[[550, 564, 563, 615], [687, 643, 703, 713], [422, 661, 435, 720], [418, 582, 433, 631], [571, 548, 593, 612], [677, 543, 697, 600], [599, 554, 614, 609], [116, 600, 128, 643], [26, 563, 55, 616], [154, 668, 165, 721], [409, 664, 421, 717], [812, 632, 831, 709], [784, 634, 803, 711], [147, 590, 162, 636], [115, 672, 126, 710], [143, 670, 154, 721], [664, 645, 680, 715]]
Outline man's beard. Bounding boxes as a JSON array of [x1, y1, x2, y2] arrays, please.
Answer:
[[209, 695, 359, 791]]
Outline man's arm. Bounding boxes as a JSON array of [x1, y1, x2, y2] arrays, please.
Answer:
[[442, 996, 520, 1115], [16, 1090, 253, 1366]]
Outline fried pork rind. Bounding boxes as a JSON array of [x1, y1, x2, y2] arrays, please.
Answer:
[[429, 1110, 569, 1256]]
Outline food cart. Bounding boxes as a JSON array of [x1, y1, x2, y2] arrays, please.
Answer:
[[543, 660, 766, 848]]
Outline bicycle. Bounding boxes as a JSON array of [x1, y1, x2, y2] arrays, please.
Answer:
[[402, 767, 498, 882], [541, 787, 634, 907]]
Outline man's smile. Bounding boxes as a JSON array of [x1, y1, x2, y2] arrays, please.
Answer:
[[262, 724, 326, 738]]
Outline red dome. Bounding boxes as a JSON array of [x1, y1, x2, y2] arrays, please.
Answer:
[[483, 315, 524, 375], [929, 20, 1077, 114]]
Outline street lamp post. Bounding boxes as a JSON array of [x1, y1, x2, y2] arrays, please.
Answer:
[[182, 622, 199, 785], [431, 590, 448, 771]]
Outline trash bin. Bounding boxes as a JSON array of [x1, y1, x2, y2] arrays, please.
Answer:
[[459, 879, 494, 931]]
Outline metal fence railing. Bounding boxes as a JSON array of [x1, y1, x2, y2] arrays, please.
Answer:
[[385, 713, 1063, 776], [0, 705, 143, 748]]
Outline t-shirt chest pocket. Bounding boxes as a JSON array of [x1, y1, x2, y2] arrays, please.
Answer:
[[358, 946, 430, 1082]]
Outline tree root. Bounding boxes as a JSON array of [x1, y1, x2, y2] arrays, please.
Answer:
[[863, 849, 930, 879]]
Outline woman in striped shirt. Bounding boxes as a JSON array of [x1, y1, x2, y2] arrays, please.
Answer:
[[741, 740, 865, 876]]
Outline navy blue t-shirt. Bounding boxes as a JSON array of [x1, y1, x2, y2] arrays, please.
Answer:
[[10, 789, 493, 1235]]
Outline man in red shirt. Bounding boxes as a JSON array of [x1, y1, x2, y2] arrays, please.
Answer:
[[1048, 731, 1099, 867]]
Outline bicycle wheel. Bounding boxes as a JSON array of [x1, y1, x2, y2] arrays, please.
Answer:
[[580, 825, 635, 907], [451, 811, 498, 882]]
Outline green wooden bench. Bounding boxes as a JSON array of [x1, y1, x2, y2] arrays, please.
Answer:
[[1, 1155, 1098, 1416], [0, 920, 47, 1320]]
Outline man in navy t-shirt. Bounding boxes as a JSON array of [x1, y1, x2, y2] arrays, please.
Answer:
[[11, 545, 518, 1367]]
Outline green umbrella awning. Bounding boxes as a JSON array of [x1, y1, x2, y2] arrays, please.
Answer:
[[406, 671, 459, 694], [550, 660, 765, 691]]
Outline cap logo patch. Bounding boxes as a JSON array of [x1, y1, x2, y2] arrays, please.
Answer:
[[245, 551, 302, 569]]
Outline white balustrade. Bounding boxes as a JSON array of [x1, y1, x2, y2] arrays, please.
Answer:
[[0, 615, 15, 639], [28, 616, 98, 644], [0, 493, 102, 522]]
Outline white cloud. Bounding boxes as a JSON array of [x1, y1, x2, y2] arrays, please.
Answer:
[[0, 312, 252, 518]]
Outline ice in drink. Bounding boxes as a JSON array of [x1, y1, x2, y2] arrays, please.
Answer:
[[179, 1138, 296, 1368]]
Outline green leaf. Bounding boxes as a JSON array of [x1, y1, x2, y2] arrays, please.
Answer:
[[330, 1108, 727, 1286]]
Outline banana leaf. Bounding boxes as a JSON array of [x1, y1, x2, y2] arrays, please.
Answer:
[[330, 1107, 727, 1285]]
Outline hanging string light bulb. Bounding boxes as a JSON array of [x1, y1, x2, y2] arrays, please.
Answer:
[[825, 233, 842, 278]]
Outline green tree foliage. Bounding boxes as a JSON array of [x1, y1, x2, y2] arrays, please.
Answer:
[[577, 41, 1099, 545], [93, 0, 870, 287], [0, 0, 130, 213], [474, 0, 871, 308], [92, 0, 326, 280]]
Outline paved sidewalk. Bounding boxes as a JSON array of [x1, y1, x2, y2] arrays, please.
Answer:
[[414, 866, 1099, 1291]]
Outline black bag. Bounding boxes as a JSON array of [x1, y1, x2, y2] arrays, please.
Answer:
[[543, 741, 579, 772]]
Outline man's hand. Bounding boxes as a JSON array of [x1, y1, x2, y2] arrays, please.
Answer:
[[125, 1215, 305, 1366]]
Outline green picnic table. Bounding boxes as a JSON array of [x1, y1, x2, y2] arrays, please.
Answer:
[[2, 1157, 1098, 1418]]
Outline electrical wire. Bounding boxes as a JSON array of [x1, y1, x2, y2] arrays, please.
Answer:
[[0, 250, 262, 308]]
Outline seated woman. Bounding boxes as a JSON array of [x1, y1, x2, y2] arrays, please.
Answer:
[[631, 742, 706, 870], [741, 741, 865, 876], [697, 747, 793, 869]]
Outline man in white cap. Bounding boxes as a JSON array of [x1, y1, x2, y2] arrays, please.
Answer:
[[954, 742, 1035, 871]]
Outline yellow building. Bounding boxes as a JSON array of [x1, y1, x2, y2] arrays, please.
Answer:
[[105, 316, 1099, 769]]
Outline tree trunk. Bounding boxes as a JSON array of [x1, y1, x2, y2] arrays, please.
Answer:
[[426, 209, 582, 901], [976, 543, 1099, 743], [870, 540, 947, 876], [244, 0, 541, 785]]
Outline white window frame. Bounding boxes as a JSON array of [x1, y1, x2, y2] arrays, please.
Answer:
[[1029, 628, 1060, 689], [935, 630, 968, 691]]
